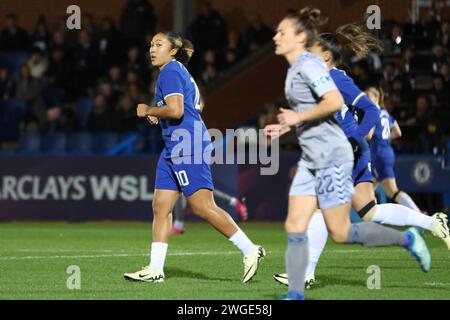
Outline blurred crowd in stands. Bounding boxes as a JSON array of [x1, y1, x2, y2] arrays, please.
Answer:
[[257, 7, 450, 158], [0, 0, 274, 154], [0, 0, 449, 157]]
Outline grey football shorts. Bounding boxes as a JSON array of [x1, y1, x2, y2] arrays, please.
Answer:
[[289, 162, 354, 209]]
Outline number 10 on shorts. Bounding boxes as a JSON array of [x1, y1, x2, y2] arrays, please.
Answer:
[[175, 170, 190, 186]]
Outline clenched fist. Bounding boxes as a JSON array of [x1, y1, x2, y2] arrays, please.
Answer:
[[137, 104, 151, 118]]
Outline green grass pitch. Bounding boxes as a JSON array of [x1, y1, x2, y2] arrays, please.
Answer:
[[1, 222, 449, 300]]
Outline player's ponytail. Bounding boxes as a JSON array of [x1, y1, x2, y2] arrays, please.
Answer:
[[317, 24, 382, 64], [160, 31, 195, 66], [335, 24, 382, 58], [286, 7, 328, 48], [176, 39, 194, 66]]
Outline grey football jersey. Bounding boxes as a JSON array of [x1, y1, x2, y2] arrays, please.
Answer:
[[285, 52, 353, 169]]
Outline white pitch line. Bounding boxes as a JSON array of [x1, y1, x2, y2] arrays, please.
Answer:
[[0, 247, 445, 261], [0, 251, 246, 261]]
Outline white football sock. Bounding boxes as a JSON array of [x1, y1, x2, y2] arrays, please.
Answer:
[[149, 242, 168, 273], [395, 192, 420, 212], [372, 203, 433, 231], [305, 212, 328, 277], [229, 228, 257, 256]]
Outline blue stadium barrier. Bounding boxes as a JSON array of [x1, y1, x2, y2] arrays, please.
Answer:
[[18, 132, 41, 155], [107, 133, 139, 155], [42, 132, 67, 155], [75, 97, 95, 128], [67, 132, 93, 155], [92, 132, 119, 155]]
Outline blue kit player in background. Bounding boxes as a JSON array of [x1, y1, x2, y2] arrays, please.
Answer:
[[265, 8, 432, 300], [272, 22, 450, 292], [365, 87, 449, 243], [124, 31, 265, 283]]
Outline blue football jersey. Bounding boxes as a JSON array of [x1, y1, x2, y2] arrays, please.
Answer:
[[155, 60, 211, 159], [330, 68, 380, 142], [330, 68, 362, 137], [370, 109, 396, 153]]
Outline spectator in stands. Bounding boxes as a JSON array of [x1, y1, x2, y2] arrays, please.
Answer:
[[87, 94, 116, 132], [187, 0, 228, 53], [127, 82, 149, 103], [98, 82, 118, 108], [106, 66, 125, 96], [0, 68, 16, 101], [200, 64, 218, 85], [187, 0, 228, 76], [400, 46, 415, 74], [116, 94, 139, 132], [431, 43, 448, 72], [73, 30, 100, 96], [45, 103, 80, 133], [416, 118, 447, 156], [381, 62, 398, 90], [98, 17, 123, 72], [437, 20, 450, 49], [405, 95, 433, 126], [81, 14, 100, 43], [416, 8, 440, 41], [15, 64, 47, 131], [45, 47, 74, 92], [31, 16, 51, 53], [27, 48, 48, 79], [124, 46, 147, 82], [238, 14, 274, 56], [384, 24, 404, 54], [0, 13, 29, 51], [50, 30, 70, 56], [15, 64, 41, 104], [121, 0, 156, 48], [125, 70, 144, 90], [430, 74, 449, 107], [224, 48, 238, 69], [438, 62, 450, 90]]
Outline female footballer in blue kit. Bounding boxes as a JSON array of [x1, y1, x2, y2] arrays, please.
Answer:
[[273, 25, 450, 289], [264, 8, 432, 300], [124, 32, 265, 283], [365, 87, 436, 213]]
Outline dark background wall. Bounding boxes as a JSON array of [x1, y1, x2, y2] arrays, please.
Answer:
[[0, 0, 411, 33]]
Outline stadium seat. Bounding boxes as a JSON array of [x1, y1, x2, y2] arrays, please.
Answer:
[[92, 132, 119, 155], [0, 51, 30, 81], [42, 132, 67, 155], [75, 97, 95, 128], [0, 100, 23, 142], [0, 150, 16, 156], [18, 132, 42, 155], [67, 132, 93, 155]]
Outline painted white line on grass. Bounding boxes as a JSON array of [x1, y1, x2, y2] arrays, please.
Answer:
[[1, 247, 444, 260], [424, 282, 450, 287], [0, 251, 245, 261]]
